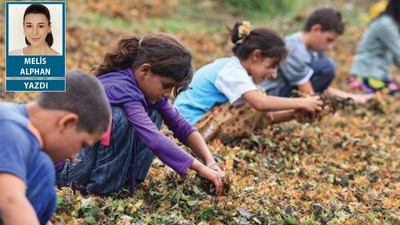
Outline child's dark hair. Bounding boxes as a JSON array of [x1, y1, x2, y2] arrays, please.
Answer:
[[231, 22, 287, 68], [93, 33, 193, 96], [382, 0, 400, 30], [36, 71, 111, 135], [303, 7, 345, 35], [24, 4, 54, 47]]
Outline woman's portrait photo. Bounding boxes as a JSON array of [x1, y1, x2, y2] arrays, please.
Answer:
[[8, 4, 63, 56]]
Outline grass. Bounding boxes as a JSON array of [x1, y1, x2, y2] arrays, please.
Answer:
[[64, 0, 376, 36], [67, 0, 232, 33]]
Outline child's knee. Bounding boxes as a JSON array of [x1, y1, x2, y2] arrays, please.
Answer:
[[111, 107, 129, 130], [314, 57, 336, 83], [135, 148, 155, 181], [324, 58, 336, 79], [149, 109, 162, 129], [312, 55, 336, 79]]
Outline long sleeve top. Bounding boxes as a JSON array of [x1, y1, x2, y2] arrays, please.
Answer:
[[351, 15, 400, 80], [98, 68, 196, 191]]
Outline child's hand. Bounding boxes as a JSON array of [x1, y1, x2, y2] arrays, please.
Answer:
[[207, 163, 225, 177], [301, 96, 323, 116], [197, 165, 224, 196], [190, 160, 224, 195], [351, 93, 374, 105]]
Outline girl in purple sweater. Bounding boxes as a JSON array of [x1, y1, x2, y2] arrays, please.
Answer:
[[56, 33, 225, 195]]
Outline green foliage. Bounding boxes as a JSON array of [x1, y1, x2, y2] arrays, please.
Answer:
[[286, 216, 298, 225], [219, 0, 301, 17], [0, 0, 5, 12]]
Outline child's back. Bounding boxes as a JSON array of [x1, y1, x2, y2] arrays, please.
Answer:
[[174, 56, 252, 124], [349, 0, 400, 95], [351, 14, 400, 81], [0, 103, 56, 225], [0, 72, 111, 225]]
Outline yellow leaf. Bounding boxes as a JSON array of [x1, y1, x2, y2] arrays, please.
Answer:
[[225, 159, 234, 170]]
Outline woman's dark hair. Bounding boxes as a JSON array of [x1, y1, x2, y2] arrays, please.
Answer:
[[93, 33, 193, 96], [303, 7, 345, 35], [382, 0, 400, 29], [230, 22, 288, 67], [23, 4, 53, 47]]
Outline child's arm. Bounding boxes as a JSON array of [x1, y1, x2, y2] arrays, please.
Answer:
[[243, 90, 322, 113], [297, 81, 374, 105], [298, 80, 315, 95], [266, 110, 297, 124], [326, 87, 374, 105], [124, 102, 195, 175], [186, 132, 225, 176], [156, 101, 225, 195], [157, 99, 197, 146], [0, 173, 40, 225]]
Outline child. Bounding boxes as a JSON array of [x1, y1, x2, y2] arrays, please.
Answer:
[[173, 22, 323, 143], [260, 7, 374, 104], [350, 0, 400, 94], [0, 72, 110, 225], [56, 33, 225, 196]]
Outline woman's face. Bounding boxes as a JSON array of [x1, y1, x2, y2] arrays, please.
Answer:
[[23, 13, 51, 46]]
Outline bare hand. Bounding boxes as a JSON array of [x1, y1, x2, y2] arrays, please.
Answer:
[[351, 93, 374, 105], [300, 96, 323, 119], [208, 164, 225, 177], [197, 166, 224, 196]]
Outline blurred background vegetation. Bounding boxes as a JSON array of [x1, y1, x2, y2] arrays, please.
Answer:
[[63, 0, 377, 33], [0, 0, 382, 100], [0, 0, 377, 32]]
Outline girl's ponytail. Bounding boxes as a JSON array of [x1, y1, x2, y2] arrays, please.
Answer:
[[93, 36, 141, 76], [231, 21, 252, 55], [229, 21, 287, 65]]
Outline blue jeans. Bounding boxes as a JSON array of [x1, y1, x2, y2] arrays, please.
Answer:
[[56, 107, 162, 194], [278, 52, 336, 97]]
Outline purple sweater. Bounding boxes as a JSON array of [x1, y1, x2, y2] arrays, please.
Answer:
[[98, 68, 195, 189]]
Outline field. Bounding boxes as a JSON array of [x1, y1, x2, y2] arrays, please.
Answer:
[[1, 0, 400, 224]]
